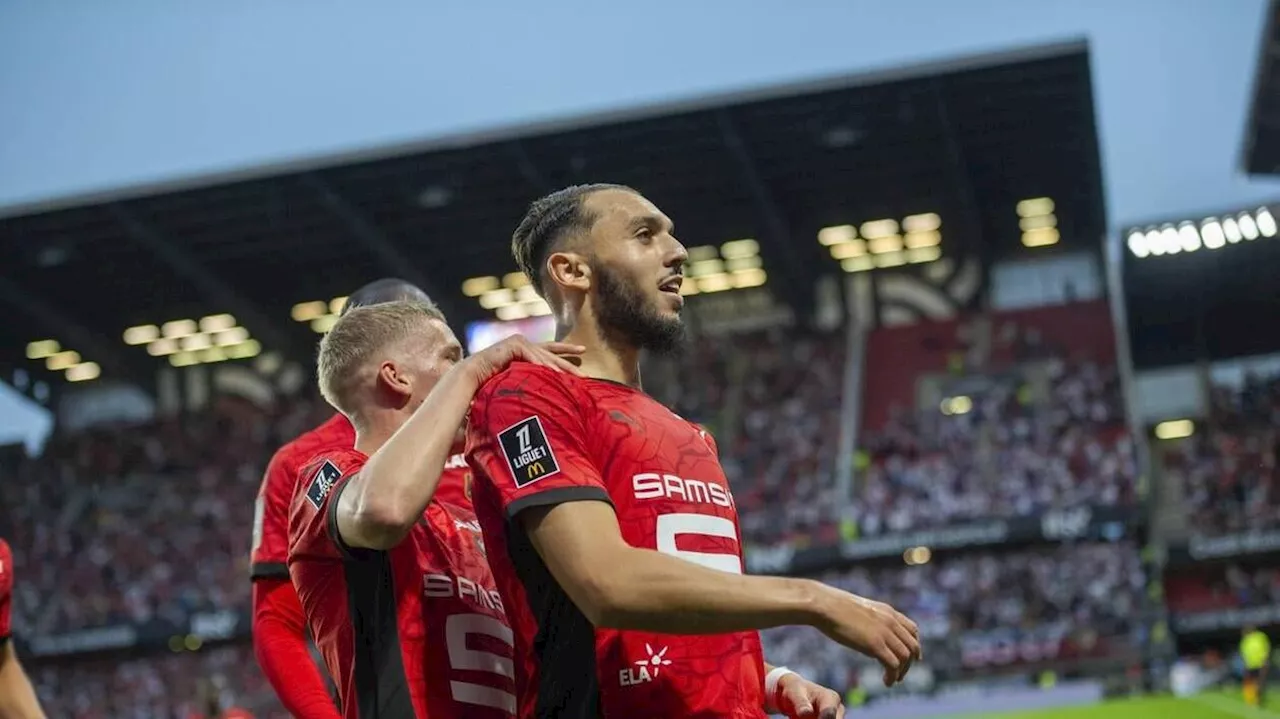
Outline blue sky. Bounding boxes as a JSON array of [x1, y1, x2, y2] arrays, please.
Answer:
[[0, 1, 1277, 444]]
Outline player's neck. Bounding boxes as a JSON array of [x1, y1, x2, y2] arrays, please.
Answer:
[[350, 411, 401, 456], [559, 323, 642, 388]]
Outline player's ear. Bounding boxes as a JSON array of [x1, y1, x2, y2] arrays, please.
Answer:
[[546, 250, 592, 295], [376, 360, 414, 403]]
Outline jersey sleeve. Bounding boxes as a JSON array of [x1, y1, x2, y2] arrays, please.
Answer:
[[287, 449, 373, 564], [0, 540, 13, 642], [466, 363, 611, 519], [251, 445, 299, 579]]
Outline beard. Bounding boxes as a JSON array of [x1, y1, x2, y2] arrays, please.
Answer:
[[593, 260, 686, 356]]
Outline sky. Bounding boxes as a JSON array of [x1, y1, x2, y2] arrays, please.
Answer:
[[0, 0, 1277, 444]]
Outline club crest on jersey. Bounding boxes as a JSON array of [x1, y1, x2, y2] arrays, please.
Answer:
[[305, 460, 342, 510], [497, 416, 560, 487]]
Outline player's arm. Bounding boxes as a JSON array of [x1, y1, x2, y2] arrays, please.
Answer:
[[252, 580, 341, 719], [334, 337, 582, 550], [473, 369, 919, 686], [0, 641, 44, 719]]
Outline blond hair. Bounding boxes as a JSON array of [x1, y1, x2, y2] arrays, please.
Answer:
[[317, 299, 447, 416]]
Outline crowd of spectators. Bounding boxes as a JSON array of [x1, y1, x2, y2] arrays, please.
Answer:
[[31, 644, 284, 719], [763, 542, 1146, 692], [852, 352, 1136, 537], [1165, 564, 1280, 615], [1165, 369, 1280, 536]]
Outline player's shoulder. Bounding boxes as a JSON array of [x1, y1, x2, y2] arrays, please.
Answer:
[[280, 415, 354, 464], [476, 361, 582, 401]]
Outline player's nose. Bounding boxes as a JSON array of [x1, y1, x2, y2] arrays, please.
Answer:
[[664, 237, 688, 270]]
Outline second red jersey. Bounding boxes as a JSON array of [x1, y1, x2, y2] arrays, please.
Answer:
[[288, 449, 515, 719], [0, 538, 12, 642], [252, 413, 473, 580], [466, 363, 767, 719]]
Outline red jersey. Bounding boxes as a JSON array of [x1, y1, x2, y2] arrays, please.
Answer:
[[253, 413, 472, 580], [288, 449, 514, 719], [465, 363, 766, 719], [0, 538, 12, 642]]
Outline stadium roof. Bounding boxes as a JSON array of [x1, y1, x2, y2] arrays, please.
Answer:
[[1243, 0, 1280, 177], [0, 40, 1106, 396]]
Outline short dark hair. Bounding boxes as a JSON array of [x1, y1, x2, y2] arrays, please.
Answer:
[[341, 278, 430, 316], [511, 183, 633, 297]]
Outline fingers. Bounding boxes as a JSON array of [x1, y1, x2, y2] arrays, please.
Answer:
[[813, 690, 843, 719], [889, 613, 922, 664], [538, 341, 586, 356], [502, 338, 585, 375], [883, 633, 913, 685]]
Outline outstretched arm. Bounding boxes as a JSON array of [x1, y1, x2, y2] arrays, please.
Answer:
[[0, 641, 45, 719]]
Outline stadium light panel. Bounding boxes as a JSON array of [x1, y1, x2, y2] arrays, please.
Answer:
[[903, 546, 932, 566], [66, 362, 101, 382], [180, 334, 212, 352], [123, 325, 160, 345], [162, 319, 198, 339], [1257, 208, 1277, 237], [26, 340, 59, 360], [526, 300, 552, 317], [731, 268, 767, 289], [873, 251, 905, 268], [1022, 228, 1060, 248], [478, 289, 515, 310], [1154, 419, 1194, 440], [860, 219, 899, 239], [907, 246, 942, 264], [214, 327, 250, 346], [1016, 197, 1055, 218], [841, 256, 874, 273], [291, 301, 327, 322], [147, 339, 179, 356], [829, 240, 867, 260], [726, 255, 763, 272], [1177, 222, 1202, 252], [170, 351, 198, 368], [329, 297, 348, 315], [696, 273, 733, 293], [200, 346, 228, 364], [514, 285, 540, 304], [1160, 226, 1181, 254], [225, 340, 262, 360], [904, 231, 941, 249], [462, 276, 500, 297], [818, 225, 856, 246], [1127, 231, 1151, 258], [1200, 220, 1226, 250], [47, 351, 80, 371], [689, 259, 726, 277], [868, 235, 904, 255], [310, 315, 339, 334], [687, 246, 719, 262], [902, 213, 941, 233], [1222, 217, 1243, 242], [720, 239, 759, 259], [495, 304, 529, 321], [199, 314, 236, 333], [1019, 214, 1057, 232], [1238, 213, 1260, 240], [678, 280, 700, 296], [503, 272, 530, 289]]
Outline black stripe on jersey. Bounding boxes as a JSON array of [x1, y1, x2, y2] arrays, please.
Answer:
[[328, 476, 414, 717], [504, 485, 612, 521], [507, 512, 602, 719], [250, 562, 290, 580]]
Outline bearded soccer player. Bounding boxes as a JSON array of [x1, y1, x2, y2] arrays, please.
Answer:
[[466, 184, 921, 719], [251, 278, 474, 718], [0, 539, 46, 719], [288, 299, 583, 718]]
